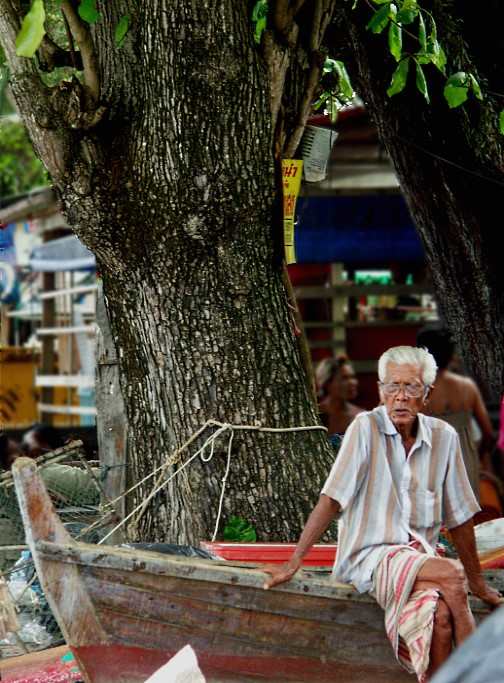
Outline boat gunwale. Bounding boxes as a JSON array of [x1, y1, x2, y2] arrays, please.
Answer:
[[35, 539, 501, 613], [35, 539, 373, 603]]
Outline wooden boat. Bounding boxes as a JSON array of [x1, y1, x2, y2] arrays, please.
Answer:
[[12, 457, 502, 683]]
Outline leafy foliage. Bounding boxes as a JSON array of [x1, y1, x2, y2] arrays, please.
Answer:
[[360, 0, 504, 132], [0, 120, 48, 197], [223, 515, 257, 542], [313, 59, 354, 122]]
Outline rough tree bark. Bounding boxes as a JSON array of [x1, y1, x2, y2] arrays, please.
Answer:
[[0, 1, 337, 543], [336, 1, 504, 396]]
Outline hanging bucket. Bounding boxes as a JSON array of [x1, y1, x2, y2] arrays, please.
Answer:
[[300, 125, 338, 182]]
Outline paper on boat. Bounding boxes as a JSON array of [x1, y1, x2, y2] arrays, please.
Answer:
[[143, 644, 206, 683]]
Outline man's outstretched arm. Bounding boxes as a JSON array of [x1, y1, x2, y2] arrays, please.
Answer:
[[263, 494, 340, 589], [450, 517, 503, 608]]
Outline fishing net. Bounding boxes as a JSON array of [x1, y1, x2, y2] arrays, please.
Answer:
[[0, 441, 117, 659]]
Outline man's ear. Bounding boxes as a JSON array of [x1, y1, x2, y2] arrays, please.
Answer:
[[423, 385, 433, 403]]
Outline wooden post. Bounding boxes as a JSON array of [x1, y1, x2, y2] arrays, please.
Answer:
[[330, 263, 346, 357], [40, 271, 56, 424], [0, 305, 10, 345], [95, 282, 127, 541]]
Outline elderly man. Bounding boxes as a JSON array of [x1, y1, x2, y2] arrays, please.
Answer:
[[264, 346, 502, 681]]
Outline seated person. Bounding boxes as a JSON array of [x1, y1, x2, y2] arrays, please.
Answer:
[[316, 355, 364, 435], [264, 345, 502, 681]]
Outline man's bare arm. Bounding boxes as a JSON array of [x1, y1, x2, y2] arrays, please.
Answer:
[[263, 494, 340, 589], [450, 518, 503, 608]]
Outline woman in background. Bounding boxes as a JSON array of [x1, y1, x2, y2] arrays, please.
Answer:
[[316, 355, 364, 435], [417, 326, 498, 515]]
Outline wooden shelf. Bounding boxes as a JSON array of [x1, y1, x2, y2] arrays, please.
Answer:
[[295, 284, 433, 299]]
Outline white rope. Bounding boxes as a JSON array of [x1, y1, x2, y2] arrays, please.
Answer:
[[211, 427, 234, 542], [98, 419, 327, 546]]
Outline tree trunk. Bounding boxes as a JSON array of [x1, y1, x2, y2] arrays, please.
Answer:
[[336, 3, 504, 396], [1, 1, 335, 543]]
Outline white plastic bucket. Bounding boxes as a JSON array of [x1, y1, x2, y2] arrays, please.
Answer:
[[300, 125, 338, 182]]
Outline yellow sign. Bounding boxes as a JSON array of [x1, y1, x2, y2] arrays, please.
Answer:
[[282, 159, 303, 264]]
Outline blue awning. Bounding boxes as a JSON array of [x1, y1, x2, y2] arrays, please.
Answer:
[[294, 194, 424, 263], [29, 235, 95, 272]]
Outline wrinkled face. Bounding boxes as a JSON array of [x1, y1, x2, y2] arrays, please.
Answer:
[[329, 363, 359, 401], [379, 362, 428, 430]]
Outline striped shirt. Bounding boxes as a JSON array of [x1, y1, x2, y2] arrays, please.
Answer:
[[322, 405, 480, 593]]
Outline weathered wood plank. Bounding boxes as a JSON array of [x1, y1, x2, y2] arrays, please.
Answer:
[[36, 540, 367, 602], [80, 564, 382, 631]]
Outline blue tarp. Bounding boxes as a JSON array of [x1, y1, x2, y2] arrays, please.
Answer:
[[294, 194, 424, 263]]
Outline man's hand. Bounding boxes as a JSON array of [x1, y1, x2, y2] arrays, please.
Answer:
[[262, 557, 302, 590], [468, 576, 504, 609]]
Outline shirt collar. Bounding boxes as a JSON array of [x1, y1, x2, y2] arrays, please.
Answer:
[[374, 405, 432, 447]]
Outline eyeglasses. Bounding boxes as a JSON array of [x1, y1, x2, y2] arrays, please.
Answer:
[[379, 382, 426, 399]]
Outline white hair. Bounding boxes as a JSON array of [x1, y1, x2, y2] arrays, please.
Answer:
[[378, 346, 437, 386]]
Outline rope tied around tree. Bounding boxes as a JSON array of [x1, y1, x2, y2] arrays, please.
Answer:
[[99, 419, 328, 545]]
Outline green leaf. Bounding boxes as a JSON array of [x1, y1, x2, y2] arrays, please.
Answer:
[[252, 0, 268, 44], [396, 8, 417, 24], [433, 45, 447, 74], [388, 15, 402, 61], [223, 516, 257, 543], [387, 57, 410, 97], [114, 15, 130, 47], [252, 0, 268, 21], [366, 4, 391, 34], [468, 73, 483, 101], [430, 16, 437, 44], [313, 92, 330, 110], [427, 37, 446, 74], [397, 0, 418, 20], [333, 60, 354, 100], [15, 0, 46, 58], [78, 0, 101, 24], [499, 110, 504, 135], [446, 71, 468, 87], [444, 73, 469, 108], [415, 52, 433, 65], [417, 13, 427, 51], [415, 62, 429, 103]]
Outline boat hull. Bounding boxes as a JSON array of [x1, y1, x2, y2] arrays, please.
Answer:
[[72, 643, 412, 683], [37, 541, 411, 683]]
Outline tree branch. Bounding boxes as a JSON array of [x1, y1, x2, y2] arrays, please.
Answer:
[[60, 0, 100, 102], [283, 52, 324, 157], [263, 24, 299, 133], [283, 0, 337, 157], [273, 0, 307, 37]]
